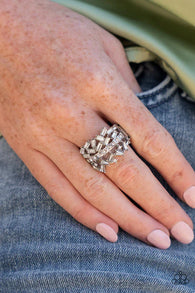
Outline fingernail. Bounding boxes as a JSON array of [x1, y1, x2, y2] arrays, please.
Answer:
[[183, 186, 195, 208], [147, 229, 171, 249], [96, 223, 118, 242], [171, 221, 194, 244]]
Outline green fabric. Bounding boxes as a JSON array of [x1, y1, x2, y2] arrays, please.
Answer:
[[52, 0, 195, 100]]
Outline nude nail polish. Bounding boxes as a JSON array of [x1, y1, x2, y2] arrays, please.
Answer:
[[183, 186, 195, 208], [96, 223, 118, 242], [147, 229, 171, 249], [171, 221, 194, 244]]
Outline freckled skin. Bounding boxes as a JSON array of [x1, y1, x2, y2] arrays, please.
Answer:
[[0, 0, 140, 150], [0, 0, 140, 149]]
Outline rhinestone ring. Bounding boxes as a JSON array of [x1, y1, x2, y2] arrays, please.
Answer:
[[80, 124, 130, 173]]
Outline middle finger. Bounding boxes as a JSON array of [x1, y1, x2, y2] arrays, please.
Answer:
[[87, 61, 195, 207]]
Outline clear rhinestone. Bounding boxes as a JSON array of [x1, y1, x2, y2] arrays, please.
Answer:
[[114, 136, 121, 143], [84, 141, 90, 149], [115, 150, 124, 156], [91, 139, 96, 148], [100, 165, 105, 173], [108, 153, 114, 161], [111, 131, 117, 138], [100, 127, 107, 136], [107, 126, 114, 135], [123, 142, 129, 150], [93, 165, 100, 171], [87, 158, 93, 163], [80, 148, 85, 154], [101, 148, 108, 155], [118, 133, 124, 139], [126, 137, 131, 144], [109, 158, 117, 164], [101, 159, 109, 165], [106, 145, 113, 152], [87, 148, 96, 154], [96, 142, 103, 152], [96, 135, 104, 141], [104, 137, 110, 145]]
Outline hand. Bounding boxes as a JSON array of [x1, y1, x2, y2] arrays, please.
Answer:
[[0, 0, 194, 249]]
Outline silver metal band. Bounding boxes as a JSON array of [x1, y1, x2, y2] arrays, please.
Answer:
[[80, 124, 130, 173]]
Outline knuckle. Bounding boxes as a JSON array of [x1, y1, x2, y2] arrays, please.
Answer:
[[116, 159, 140, 185], [72, 206, 89, 221], [85, 175, 107, 200], [84, 67, 105, 86], [28, 123, 48, 147], [141, 127, 173, 158], [170, 164, 186, 185], [46, 184, 59, 199], [31, 129, 53, 149], [111, 36, 123, 49], [153, 202, 174, 221]]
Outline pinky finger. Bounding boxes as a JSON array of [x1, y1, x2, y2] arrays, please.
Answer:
[[20, 147, 119, 242]]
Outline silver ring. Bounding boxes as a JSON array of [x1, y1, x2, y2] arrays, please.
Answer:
[[80, 124, 130, 173]]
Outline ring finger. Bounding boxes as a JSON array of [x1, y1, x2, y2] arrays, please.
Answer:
[[39, 136, 173, 249]]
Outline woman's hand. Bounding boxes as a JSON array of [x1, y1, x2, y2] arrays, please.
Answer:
[[0, 0, 194, 249]]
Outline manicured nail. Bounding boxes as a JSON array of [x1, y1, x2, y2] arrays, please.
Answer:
[[171, 221, 194, 244], [147, 229, 171, 249], [183, 186, 195, 208], [96, 223, 118, 242]]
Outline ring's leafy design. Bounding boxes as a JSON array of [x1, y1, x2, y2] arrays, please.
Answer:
[[80, 124, 130, 173]]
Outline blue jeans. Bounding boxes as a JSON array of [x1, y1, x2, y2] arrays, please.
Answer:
[[0, 61, 195, 292]]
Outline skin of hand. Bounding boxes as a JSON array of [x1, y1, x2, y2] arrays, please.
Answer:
[[0, 0, 194, 249]]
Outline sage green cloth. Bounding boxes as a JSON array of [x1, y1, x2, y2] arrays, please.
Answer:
[[52, 0, 195, 101]]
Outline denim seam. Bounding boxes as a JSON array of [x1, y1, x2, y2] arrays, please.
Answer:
[[137, 78, 174, 99], [146, 88, 178, 109], [133, 64, 144, 79]]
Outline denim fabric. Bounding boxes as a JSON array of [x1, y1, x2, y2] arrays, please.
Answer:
[[0, 61, 195, 293]]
